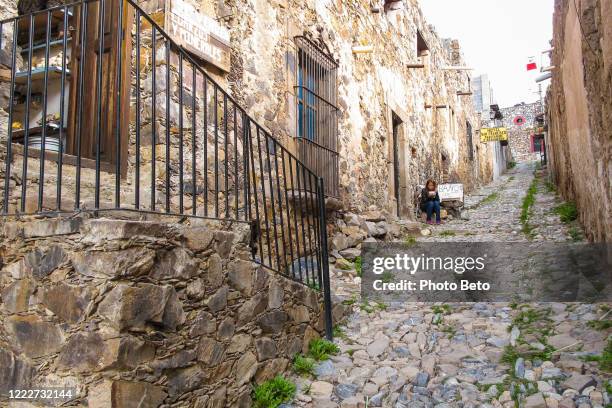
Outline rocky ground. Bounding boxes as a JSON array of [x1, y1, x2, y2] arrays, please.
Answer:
[[288, 162, 611, 408]]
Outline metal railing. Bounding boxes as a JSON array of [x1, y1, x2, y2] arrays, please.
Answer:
[[0, 0, 332, 338]]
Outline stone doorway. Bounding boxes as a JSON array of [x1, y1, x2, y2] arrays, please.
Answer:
[[389, 111, 408, 218]]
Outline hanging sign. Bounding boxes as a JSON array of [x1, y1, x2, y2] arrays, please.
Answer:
[[480, 127, 508, 142], [166, 0, 231, 72]]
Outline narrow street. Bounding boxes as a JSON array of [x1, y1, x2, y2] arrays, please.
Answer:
[[291, 162, 610, 408]]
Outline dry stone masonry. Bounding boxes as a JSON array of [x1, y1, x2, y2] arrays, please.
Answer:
[[0, 214, 330, 407]]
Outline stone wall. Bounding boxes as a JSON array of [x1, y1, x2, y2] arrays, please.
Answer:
[[547, 0, 612, 242], [0, 214, 328, 406], [500, 102, 543, 162], [162, 0, 497, 216]]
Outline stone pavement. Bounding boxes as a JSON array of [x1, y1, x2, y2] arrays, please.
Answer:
[[290, 162, 611, 408]]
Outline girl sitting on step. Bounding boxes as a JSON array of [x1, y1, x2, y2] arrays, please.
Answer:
[[420, 179, 442, 225]]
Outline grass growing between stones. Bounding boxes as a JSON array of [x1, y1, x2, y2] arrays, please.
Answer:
[[359, 299, 387, 314], [554, 202, 578, 223], [252, 376, 296, 408], [438, 230, 456, 237], [481, 192, 499, 205], [520, 178, 538, 238], [501, 306, 556, 368], [308, 338, 340, 361], [432, 304, 452, 315], [568, 226, 583, 241], [292, 354, 315, 376], [587, 320, 612, 331], [354, 256, 362, 278], [332, 325, 349, 341], [404, 235, 418, 246], [507, 161, 517, 169], [582, 339, 612, 373]]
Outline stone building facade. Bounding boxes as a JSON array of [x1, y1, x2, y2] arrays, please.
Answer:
[[500, 101, 544, 162], [547, 0, 611, 242], [180, 0, 497, 217]]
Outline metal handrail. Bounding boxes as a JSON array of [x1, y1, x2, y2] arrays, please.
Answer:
[[0, 0, 333, 338]]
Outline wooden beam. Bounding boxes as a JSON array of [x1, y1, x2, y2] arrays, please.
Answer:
[[407, 63, 425, 69]]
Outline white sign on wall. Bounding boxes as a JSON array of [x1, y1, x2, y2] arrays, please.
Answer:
[[166, 0, 231, 72], [438, 183, 464, 202]]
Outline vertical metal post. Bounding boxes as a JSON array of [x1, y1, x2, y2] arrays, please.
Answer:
[[317, 177, 332, 340], [114, 0, 125, 208], [135, 9, 141, 209], [2, 20, 18, 214]]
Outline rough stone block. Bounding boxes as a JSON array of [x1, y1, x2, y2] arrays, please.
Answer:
[[0, 348, 35, 394], [1, 278, 35, 313], [56, 332, 109, 372], [227, 334, 252, 354], [151, 247, 199, 280], [228, 259, 254, 294], [24, 246, 66, 279], [82, 219, 170, 242], [255, 337, 277, 361], [22, 218, 81, 238], [166, 366, 205, 398], [97, 283, 184, 331], [88, 380, 167, 408], [235, 351, 258, 386], [254, 358, 288, 383], [197, 338, 225, 367], [7, 315, 64, 358], [72, 248, 156, 279], [257, 310, 288, 334], [206, 253, 224, 288], [182, 226, 214, 252], [39, 282, 91, 323], [189, 311, 216, 336], [206, 285, 228, 313], [214, 231, 235, 258]]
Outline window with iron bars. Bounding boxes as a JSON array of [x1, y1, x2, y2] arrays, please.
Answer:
[[294, 36, 339, 197]]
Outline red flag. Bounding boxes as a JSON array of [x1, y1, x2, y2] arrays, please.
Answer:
[[527, 62, 537, 71]]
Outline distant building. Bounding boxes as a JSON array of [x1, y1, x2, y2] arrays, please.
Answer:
[[500, 102, 544, 162], [472, 74, 497, 127]]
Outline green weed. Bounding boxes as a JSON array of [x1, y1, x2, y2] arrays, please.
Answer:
[[439, 230, 457, 237], [507, 161, 517, 169], [292, 354, 315, 376], [252, 376, 296, 408], [520, 178, 538, 237], [555, 202, 578, 223], [568, 226, 583, 242], [308, 338, 340, 361], [481, 192, 499, 204], [354, 256, 362, 278], [588, 320, 612, 331], [432, 304, 452, 315]]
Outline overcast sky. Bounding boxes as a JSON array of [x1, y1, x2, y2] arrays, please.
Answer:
[[418, 0, 554, 108]]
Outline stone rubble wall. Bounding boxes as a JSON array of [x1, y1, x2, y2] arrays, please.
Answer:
[[0, 214, 330, 407], [500, 102, 543, 162], [548, 0, 612, 242], [177, 0, 497, 215]]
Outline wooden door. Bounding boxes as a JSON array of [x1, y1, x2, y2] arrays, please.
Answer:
[[67, 0, 132, 174]]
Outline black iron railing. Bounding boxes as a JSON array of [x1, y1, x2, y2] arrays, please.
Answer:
[[0, 0, 332, 338]]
